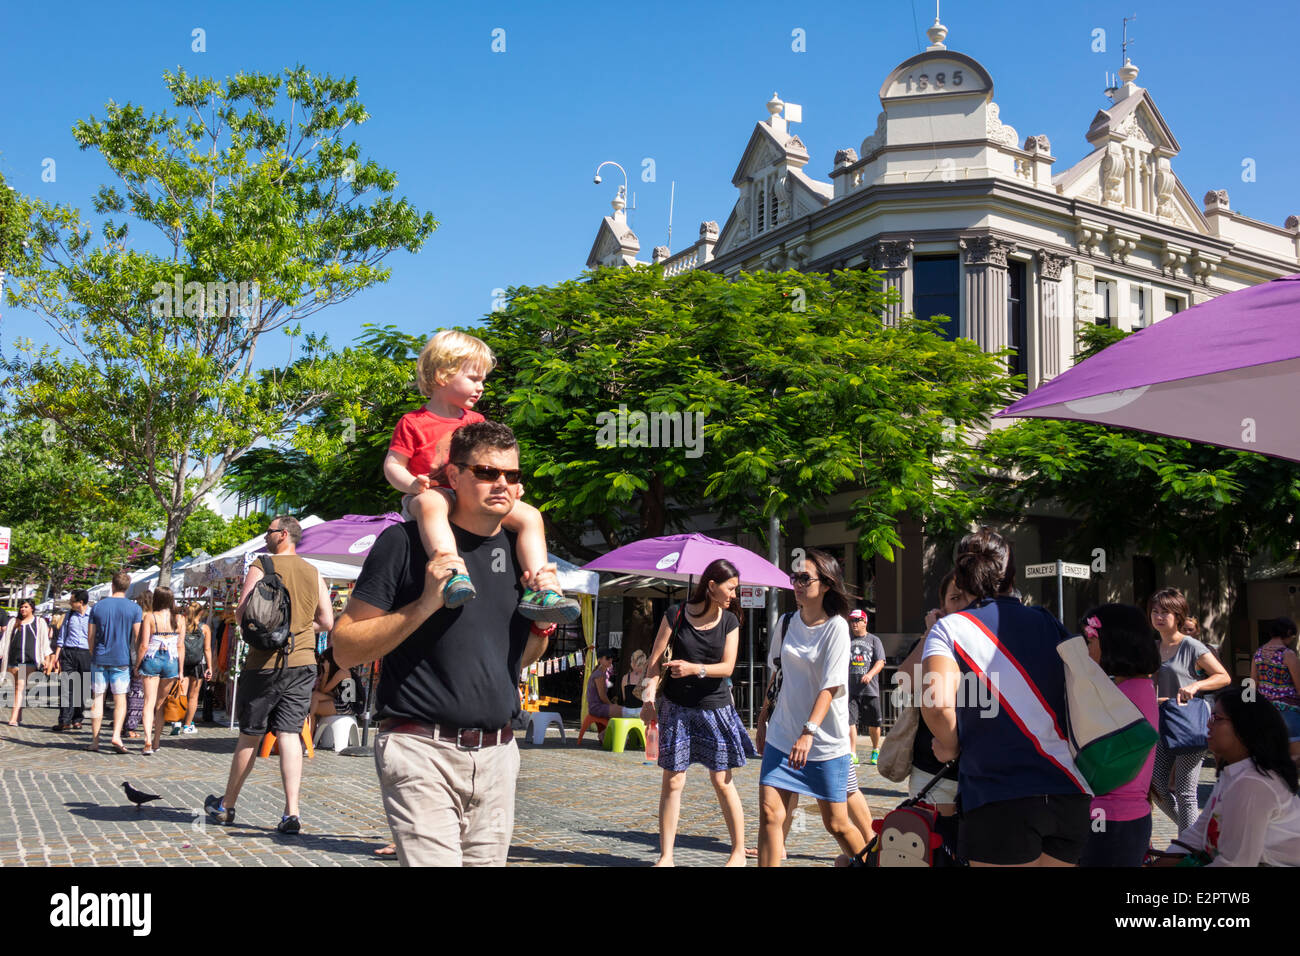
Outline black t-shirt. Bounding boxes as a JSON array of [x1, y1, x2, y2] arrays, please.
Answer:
[[662, 603, 738, 711], [353, 519, 531, 729]]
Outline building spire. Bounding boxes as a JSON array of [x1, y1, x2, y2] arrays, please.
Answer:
[[926, 1, 948, 50]]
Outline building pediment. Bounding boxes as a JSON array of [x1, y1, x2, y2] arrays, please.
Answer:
[[713, 167, 831, 259], [585, 215, 640, 269], [1085, 89, 1180, 154], [730, 120, 810, 186]]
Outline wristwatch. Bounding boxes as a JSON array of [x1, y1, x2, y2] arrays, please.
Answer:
[[698, 665, 708, 679], [802, 721, 819, 737]]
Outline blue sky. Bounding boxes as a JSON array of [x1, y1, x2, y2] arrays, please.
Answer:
[[2, 0, 1296, 370]]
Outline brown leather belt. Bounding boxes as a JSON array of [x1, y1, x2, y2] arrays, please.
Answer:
[[379, 718, 514, 750]]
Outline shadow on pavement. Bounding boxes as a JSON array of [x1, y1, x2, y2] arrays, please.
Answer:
[[509, 844, 645, 866], [65, 801, 200, 825]]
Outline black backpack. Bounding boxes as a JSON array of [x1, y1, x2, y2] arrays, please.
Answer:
[[240, 556, 294, 653]]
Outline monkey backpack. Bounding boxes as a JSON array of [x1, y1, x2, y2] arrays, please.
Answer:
[[868, 804, 946, 867]]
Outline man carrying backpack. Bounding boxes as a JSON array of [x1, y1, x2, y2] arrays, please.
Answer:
[[205, 516, 333, 834]]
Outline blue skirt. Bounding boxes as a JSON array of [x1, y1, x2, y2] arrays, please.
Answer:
[[657, 698, 758, 772], [759, 745, 851, 802]]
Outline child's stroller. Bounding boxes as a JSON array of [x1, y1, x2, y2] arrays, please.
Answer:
[[858, 762, 964, 867]]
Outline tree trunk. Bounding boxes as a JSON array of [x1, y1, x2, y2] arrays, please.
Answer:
[[157, 512, 183, 592]]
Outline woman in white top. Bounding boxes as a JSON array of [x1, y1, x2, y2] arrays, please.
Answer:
[[756, 548, 864, 867], [135, 586, 187, 755], [1154, 687, 1300, 866], [2, 599, 49, 726]]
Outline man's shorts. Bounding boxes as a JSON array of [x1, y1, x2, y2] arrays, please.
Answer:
[[236, 665, 316, 736], [91, 665, 131, 696], [959, 793, 1092, 865], [139, 651, 179, 679], [848, 693, 881, 730]]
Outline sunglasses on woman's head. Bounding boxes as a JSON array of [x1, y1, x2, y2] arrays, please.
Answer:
[[790, 572, 821, 586], [454, 462, 523, 484]]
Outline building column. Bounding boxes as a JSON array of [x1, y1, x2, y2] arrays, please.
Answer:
[[1036, 250, 1069, 380], [960, 236, 1016, 352], [869, 239, 913, 326]]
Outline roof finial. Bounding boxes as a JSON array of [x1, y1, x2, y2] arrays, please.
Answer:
[[926, 1, 948, 50]]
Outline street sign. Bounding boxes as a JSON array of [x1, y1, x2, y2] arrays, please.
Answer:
[[1024, 561, 1090, 580], [0, 526, 9, 566], [739, 585, 767, 608]]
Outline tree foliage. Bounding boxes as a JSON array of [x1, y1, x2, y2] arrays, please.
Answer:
[[2, 67, 437, 587], [982, 324, 1300, 569]]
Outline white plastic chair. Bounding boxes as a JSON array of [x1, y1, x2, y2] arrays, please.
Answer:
[[313, 714, 361, 753], [525, 711, 566, 745]]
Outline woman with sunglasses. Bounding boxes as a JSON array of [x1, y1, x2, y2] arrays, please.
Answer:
[[756, 548, 865, 867], [641, 558, 757, 867], [1151, 687, 1300, 866]]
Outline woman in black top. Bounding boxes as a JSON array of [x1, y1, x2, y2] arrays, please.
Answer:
[[2, 599, 48, 726], [641, 559, 757, 867]]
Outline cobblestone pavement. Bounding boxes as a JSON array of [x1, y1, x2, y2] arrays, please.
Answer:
[[0, 705, 1197, 866]]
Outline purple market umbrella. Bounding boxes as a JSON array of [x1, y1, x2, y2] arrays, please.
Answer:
[[582, 533, 792, 589], [997, 274, 1300, 461], [296, 512, 404, 565]]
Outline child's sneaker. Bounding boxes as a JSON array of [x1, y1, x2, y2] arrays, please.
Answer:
[[518, 589, 581, 624], [442, 573, 477, 608]]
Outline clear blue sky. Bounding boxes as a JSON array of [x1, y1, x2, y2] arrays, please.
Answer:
[[2, 0, 1296, 369]]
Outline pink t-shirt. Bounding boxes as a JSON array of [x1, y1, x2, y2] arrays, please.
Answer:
[[1091, 676, 1158, 822]]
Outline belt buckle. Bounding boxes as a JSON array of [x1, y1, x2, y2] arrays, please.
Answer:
[[456, 728, 484, 751]]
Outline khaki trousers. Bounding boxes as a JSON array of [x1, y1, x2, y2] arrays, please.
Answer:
[[374, 729, 520, 866]]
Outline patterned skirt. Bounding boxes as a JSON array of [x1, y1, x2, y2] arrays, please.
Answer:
[[125, 672, 146, 730], [657, 697, 758, 773]]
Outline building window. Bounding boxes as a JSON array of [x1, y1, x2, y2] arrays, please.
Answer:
[[756, 181, 766, 233], [913, 255, 960, 340], [1165, 294, 1182, 316], [1007, 260, 1027, 385], [1094, 279, 1116, 326], [1132, 286, 1147, 328]]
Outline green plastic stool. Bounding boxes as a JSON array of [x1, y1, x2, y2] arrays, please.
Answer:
[[602, 717, 647, 753]]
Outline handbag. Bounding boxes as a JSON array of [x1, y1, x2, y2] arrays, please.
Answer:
[[1158, 697, 1211, 755], [1057, 635, 1159, 794], [876, 700, 918, 782], [764, 612, 795, 710], [163, 681, 188, 723]]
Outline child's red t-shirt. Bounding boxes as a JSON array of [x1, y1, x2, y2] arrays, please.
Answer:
[[389, 406, 486, 486]]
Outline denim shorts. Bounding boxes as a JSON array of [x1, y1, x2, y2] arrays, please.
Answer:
[[1276, 704, 1300, 741], [91, 665, 131, 696], [139, 652, 179, 680]]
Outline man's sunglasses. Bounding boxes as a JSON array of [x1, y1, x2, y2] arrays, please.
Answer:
[[454, 462, 523, 484], [790, 572, 821, 586]]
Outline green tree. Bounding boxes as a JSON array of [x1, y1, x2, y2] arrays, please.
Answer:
[[174, 507, 268, 559], [3, 67, 437, 588], [0, 418, 162, 598], [477, 266, 1015, 560], [983, 324, 1300, 570]]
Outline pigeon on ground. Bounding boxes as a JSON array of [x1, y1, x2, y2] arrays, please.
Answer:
[[122, 781, 161, 809]]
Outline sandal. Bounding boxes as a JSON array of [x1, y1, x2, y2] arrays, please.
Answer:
[[374, 843, 397, 857], [86, 742, 100, 753], [111, 740, 128, 754]]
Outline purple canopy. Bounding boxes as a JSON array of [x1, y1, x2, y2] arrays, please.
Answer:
[[296, 513, 404, 565], [582, 533, 791, 589], [998, 274, 1300, 462]]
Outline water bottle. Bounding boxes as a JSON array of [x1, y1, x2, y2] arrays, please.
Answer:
[[644, 719, 659, 764]]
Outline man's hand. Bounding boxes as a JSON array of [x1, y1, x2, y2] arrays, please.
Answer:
[[419, 554, 462, 613], [522, 563, 560, 595]]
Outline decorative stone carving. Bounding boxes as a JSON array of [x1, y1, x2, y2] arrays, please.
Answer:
[[1154, 157, 1175, 218], [1101, 144, 1126, 203], [788, 135, 806, 151], [1036, 249, 1068, 281], [1286, 215, 1300, 230], [834, 147, 859, 166], [1076, 222, 1106, 257], [1190, 251, 1220, 285], [1023, 134, 1051, 153], [777, 175, 794, 224], [700, 221, 719, 240], [985, 102, 1018, 148], [1160, 242, 1189, 277], [1117, 113, 1151, 143], [860, 111, 887, 158], [869, 239, 914, 271], [1108, 227, 1139, 264], [652, 246, 670, 263], [1204, 189, 1230, 210], [960, 235, 1016, 268]]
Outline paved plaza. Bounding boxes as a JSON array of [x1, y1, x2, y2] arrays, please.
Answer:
[[0, 703, 1193, 867]]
